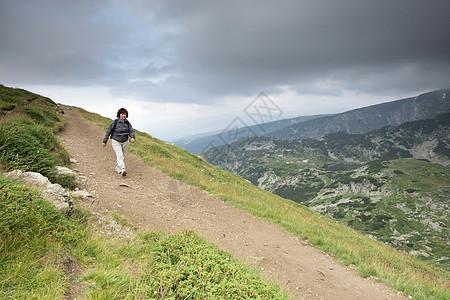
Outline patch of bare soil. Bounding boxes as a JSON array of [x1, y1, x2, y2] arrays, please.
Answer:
[[57, 105, 405, 300]]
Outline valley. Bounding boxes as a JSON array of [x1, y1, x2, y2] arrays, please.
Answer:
[[204, 106, 450, 270]]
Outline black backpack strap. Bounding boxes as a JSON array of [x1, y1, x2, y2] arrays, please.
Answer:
[[109, 119, 118, 138]]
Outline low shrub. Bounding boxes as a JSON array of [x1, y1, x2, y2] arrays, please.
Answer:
[[81, 230, 288, 299]]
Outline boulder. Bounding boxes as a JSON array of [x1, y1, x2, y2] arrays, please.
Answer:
[[4, 170, 74, 213]]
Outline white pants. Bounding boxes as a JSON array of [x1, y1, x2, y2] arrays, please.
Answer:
[[111, 139, 129, 173]]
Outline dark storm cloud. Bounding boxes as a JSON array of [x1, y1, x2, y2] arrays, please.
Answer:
[[0, 1, 130, 85], [0, 0, 170, 86], [168, 0, 450, 96], [1, 0, 449, 101]]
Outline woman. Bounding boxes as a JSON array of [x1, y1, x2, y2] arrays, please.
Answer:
[[102, 108, 135, 176]]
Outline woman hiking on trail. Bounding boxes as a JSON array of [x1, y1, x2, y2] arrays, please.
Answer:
[[102, 108, 135, 176]]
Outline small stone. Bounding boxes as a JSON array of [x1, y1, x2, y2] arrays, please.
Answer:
[[71, 190, 92, 199], [55, 166, 74, 175]]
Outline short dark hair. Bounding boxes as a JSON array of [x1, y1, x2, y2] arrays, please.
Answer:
[[116, 108, 128, 118]]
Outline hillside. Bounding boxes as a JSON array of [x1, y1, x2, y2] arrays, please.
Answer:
[[1, 84, 449, 299], [204, 112, 450, 270]]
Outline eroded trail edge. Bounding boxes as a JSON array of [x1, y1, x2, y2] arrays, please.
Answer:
[[57, 105, 404, 300]]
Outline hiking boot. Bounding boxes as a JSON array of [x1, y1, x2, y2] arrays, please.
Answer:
[[122, 171, 127, 177]]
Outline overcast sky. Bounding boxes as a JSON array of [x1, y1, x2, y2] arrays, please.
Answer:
[[1, 0, 449, 140]]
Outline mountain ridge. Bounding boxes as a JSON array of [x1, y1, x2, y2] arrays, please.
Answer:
[[175, 89, 449, 154], [173, 114, 330, 154], [268, 89, 449, 140]]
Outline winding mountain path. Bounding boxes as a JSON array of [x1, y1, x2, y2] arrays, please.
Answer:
[[57, 105, 405, 300]]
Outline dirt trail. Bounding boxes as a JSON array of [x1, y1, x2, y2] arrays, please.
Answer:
[[57, 106, 404, 300]]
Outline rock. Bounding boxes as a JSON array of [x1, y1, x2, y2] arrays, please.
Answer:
[[6, 170, 50, 186], [45, 183, 68, 199], [4, 170, 74, 213], [326, 206, 339, 216], [55, 166, 74, 176], [71, 190, 93, 200]]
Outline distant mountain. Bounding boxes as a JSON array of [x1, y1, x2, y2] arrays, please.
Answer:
[[203, 111, 450, 269], [173, 114, 329, 154], [176, 89, 449, 154], [268, 89, 450, 139]]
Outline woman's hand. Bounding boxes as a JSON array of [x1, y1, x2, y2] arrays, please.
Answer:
[[131, 138, 135, 144]]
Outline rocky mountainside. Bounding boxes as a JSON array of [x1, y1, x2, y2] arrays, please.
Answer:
[[204, 111, 450, 270], [175, 89, 449, 155], [268, 89, 450, 139], [206, 110, 450, 175]]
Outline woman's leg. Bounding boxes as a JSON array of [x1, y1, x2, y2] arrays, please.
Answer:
[[112, 139, 127, 173], [121, 139, 130, 156], [120, 140, 130, 175]]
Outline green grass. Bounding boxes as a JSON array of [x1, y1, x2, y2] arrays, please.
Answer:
[[0, 177, 87, 299], [79, 107, 450, 300], [79, 230, 287, 299], [388, 158, 449, 195], [0, 84, 64, 132], [0, 85, 75, 189], [0, 176, 288, 299]]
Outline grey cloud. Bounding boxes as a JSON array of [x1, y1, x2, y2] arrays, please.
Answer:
[[0, 1, 121, 85], [0, 0, 168, 86], [168, 0, 450, 96], [1, 0, 449, 102]]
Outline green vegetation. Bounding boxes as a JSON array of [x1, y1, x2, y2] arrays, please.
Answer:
[[0, 177, 287, 299], [388, 158, 448, 196], [0, 177, 87, 299], [0, 85, 75, 188], [0, 85, 64, 132], [307, 158, 449, 270], [79, 108, 450, 300], [275, 182, 325, 203], [202, 109, 449, 273]]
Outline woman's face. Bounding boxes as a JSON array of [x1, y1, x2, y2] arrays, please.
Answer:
[[119, 112, 127, 121]]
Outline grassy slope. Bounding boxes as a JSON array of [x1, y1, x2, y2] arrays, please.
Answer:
[[79, 108, 449, 300], [0, 86, 288, 299], [0, 85, 76, 188]]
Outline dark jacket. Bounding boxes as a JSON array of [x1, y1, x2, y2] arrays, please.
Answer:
[[103, 119, 135, 144]]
